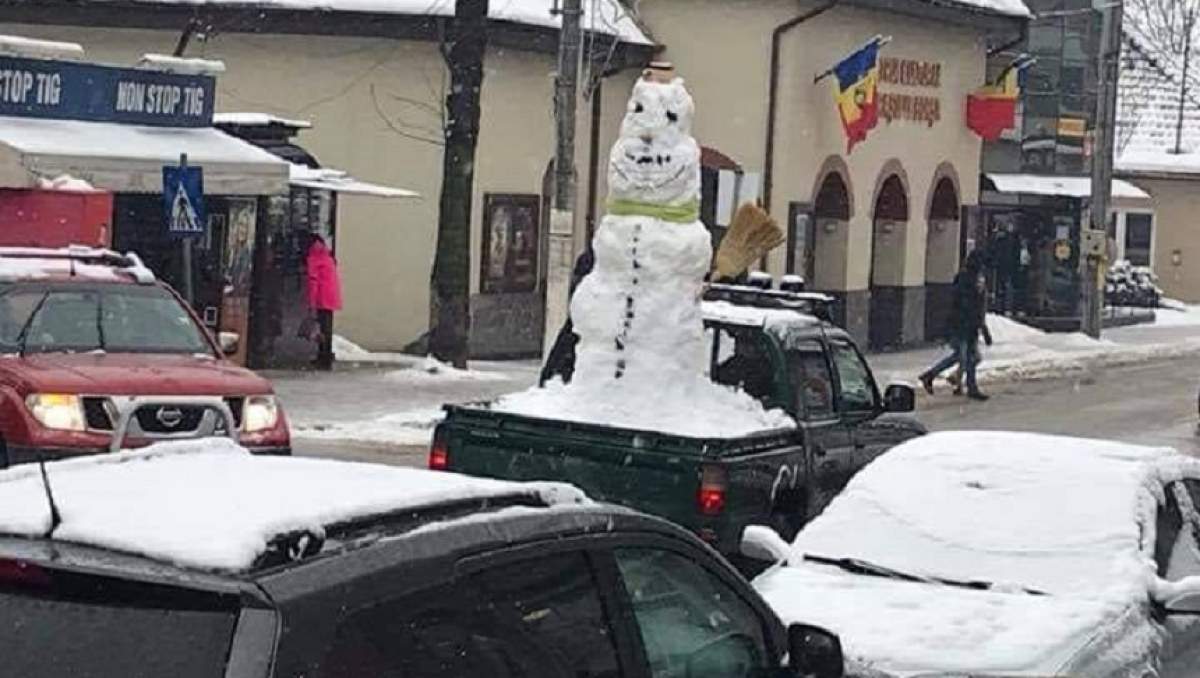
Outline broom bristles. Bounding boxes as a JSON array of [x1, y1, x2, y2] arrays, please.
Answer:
[[712, 203, 785, 280]]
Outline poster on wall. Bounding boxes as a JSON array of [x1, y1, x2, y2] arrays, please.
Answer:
[[481, 194, 540, 294], [221, 199, 258, 364]]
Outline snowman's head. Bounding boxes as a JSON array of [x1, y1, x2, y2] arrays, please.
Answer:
[[608, 76, 700, 207]]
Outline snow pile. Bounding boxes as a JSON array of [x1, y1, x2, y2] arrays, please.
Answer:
[[35, 174, 97, 192], [755, 431, 1191, 675], [386, 356, 511, 383], [0, 438, 588, 571], [138, 53, 226, 75], [332, 334, 411, 363], [1152, 303, 1200, 327], [496, 73, 792, 438], [290, 407, 445, 447]]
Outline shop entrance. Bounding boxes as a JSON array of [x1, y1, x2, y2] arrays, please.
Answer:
[[869, 175, 909, 350], [112, 195, 228, 332], [809, 172, 851, 291], [925, 177, 960, 339]]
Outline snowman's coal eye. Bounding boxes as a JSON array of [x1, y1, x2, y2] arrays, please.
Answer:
[[634, 102, 645, 113], [666, 110, 678, 123]]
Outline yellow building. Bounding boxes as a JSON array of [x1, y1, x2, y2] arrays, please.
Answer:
[[0, 0, 1028, 355]]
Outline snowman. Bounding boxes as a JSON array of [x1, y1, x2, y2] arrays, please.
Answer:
[[569, 67, 713, 388]]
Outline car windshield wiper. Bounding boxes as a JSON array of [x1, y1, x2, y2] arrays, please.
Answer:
[[803, 554, 1046, 596], [15, 291, 51, 356]]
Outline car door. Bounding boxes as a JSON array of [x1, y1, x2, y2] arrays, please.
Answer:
[[787, 340, 855, 519], [1158, 479, 1200, 677], [827, 339, 884, 472], [604, 538, 785, 678], [312, 549, 630, 678]]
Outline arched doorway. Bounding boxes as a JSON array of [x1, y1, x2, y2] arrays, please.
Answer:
[[808, 171, 851, 290], [925, 176, 960, 340], [869, 173, 909, 350]]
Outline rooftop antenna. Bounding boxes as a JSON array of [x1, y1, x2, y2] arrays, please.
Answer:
[[37, 455, 63, 538]]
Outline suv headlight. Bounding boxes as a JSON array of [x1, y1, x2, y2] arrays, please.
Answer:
[[25, 394, 86, 431], [242, 395, 280, 433]]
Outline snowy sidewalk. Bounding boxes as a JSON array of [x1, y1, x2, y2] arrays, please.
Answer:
[[278, 308, 1200, 449]]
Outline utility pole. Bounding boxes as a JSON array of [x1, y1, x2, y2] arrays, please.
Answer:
[[543, 0, 583, 359], [429, 0, 489, 368], [1085, 0, 1123, 339]]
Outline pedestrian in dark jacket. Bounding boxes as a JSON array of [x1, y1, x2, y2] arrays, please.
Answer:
[[919, 251, 993, 401], [539, 247, 595, 386]]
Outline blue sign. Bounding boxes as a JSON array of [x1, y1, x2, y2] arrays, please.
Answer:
[[0, 56, 215, 127], [163, 165, 206, 238]]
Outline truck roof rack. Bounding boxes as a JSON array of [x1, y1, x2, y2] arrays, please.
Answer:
[[704, 283, 836, 321], [0, 245, 156, 284]]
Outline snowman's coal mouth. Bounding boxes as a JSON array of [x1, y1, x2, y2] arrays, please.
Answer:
[[610, 160, 690, 190]]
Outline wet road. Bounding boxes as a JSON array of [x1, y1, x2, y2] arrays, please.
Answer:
[[296, 355, 1200, 466]]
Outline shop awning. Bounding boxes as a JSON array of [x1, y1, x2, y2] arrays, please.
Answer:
[[0, 116, 289, 196], [289, 164, 419, 199], [985, 173, 1150, 200]]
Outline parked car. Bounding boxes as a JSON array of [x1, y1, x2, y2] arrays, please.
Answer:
[[432, 284, 925, 560], [0, 246, 289, 466], [0, 439, 856, 678], [743, 430, 1200, 677]]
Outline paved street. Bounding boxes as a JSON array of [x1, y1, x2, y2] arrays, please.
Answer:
[[293, 354, 1200, 466]]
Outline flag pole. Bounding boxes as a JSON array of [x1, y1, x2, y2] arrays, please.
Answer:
[[813, 34, 890, 84]]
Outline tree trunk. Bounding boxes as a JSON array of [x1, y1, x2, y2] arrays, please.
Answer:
[[429, 0, 488, 368]]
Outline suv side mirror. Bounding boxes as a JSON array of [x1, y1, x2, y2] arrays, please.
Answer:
[[741, 525, 791, 564], [883, 384, 915, 413], [218, 332, 240, 357], [1166, 590, 1200, 615], [787, 624, 844, 678]]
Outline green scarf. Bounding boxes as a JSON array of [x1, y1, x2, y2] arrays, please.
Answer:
[[606, 198, 700, 223]]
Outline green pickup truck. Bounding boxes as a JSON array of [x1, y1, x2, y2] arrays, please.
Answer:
[[430, 284, 925, 558]]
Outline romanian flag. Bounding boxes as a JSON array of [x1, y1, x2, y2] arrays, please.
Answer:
[[966, 62, 1026, 141], [832, 40, 881, 153]]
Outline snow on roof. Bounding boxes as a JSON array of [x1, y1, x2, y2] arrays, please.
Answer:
[[701, 299, 819, 329], [943, 0, 1031, 18], [0, 439, 588, 572], [214, 112, 313, 129], [289, 163, 419, 198], [35, 173, 99, 193], [1116, 31, 1200, 175], [755, 431, 1195, 675], [137, 53, 226, 75], [85, 0, 653, 45], [0, 35, 85, 60], [0, 246, 156, 283], [986, 173, 1151, 200]]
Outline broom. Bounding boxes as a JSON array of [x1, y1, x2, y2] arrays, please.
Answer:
[[711, 203, 785, 282]]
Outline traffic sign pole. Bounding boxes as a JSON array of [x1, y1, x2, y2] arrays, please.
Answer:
[[179, 153, 194, 306]]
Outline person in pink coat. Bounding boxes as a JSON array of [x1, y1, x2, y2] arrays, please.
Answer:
[[306, 233, 342, 370]]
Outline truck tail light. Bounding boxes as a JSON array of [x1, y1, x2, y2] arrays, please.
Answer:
[[698, 465, 727, 516], [428, 428, 449, 471]]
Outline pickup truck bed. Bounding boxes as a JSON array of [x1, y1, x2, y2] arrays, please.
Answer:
[[436, 405, 807, 554]]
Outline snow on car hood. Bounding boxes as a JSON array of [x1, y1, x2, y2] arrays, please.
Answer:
[[756, 563, 1128, 676]]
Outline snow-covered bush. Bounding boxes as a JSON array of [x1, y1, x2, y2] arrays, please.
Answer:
[[1105, 260, 1162, 308]]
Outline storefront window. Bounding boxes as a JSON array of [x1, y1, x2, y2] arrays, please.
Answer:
[[1026, 94, 1060, 118], [1029, 21, 1064, 56]]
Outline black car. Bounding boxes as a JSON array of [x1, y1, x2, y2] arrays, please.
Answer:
[[0, 442, 847, 678]]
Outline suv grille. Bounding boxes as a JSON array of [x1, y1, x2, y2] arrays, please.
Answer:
[[134, 406, 205, 434], [81, 396, 246, 433]]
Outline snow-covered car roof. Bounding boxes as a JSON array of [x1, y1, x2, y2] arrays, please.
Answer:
[[0, 246, 156, 284], [0, 439, 588, 572], [755, 431, 1200, 676]]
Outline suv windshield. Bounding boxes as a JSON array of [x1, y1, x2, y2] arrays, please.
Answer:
[[0, 283, 213, 356]]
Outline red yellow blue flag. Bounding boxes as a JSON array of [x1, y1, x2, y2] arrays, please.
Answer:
[[832, 39, 881, 153]]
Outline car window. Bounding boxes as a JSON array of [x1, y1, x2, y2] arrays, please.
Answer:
[[1164, 481, 1200, 582], [0, 284, 212, 355], [1155, 485, 1184, 578], [614, 548, 772, 678], [320, 551, 622, 678], [713, 329, 776, 404], [787, 342, 834, 419], [829, 341, 877, 412]]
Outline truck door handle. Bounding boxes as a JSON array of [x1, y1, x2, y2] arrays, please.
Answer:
[[813, 445, 826, 457]]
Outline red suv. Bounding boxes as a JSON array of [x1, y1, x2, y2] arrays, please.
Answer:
[[0, 246, 289, 466]]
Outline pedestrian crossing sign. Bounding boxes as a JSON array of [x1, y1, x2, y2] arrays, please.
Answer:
[[162, 164, 206, 238]]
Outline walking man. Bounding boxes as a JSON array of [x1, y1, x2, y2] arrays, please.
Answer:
[[919, 251, 993, 401]]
